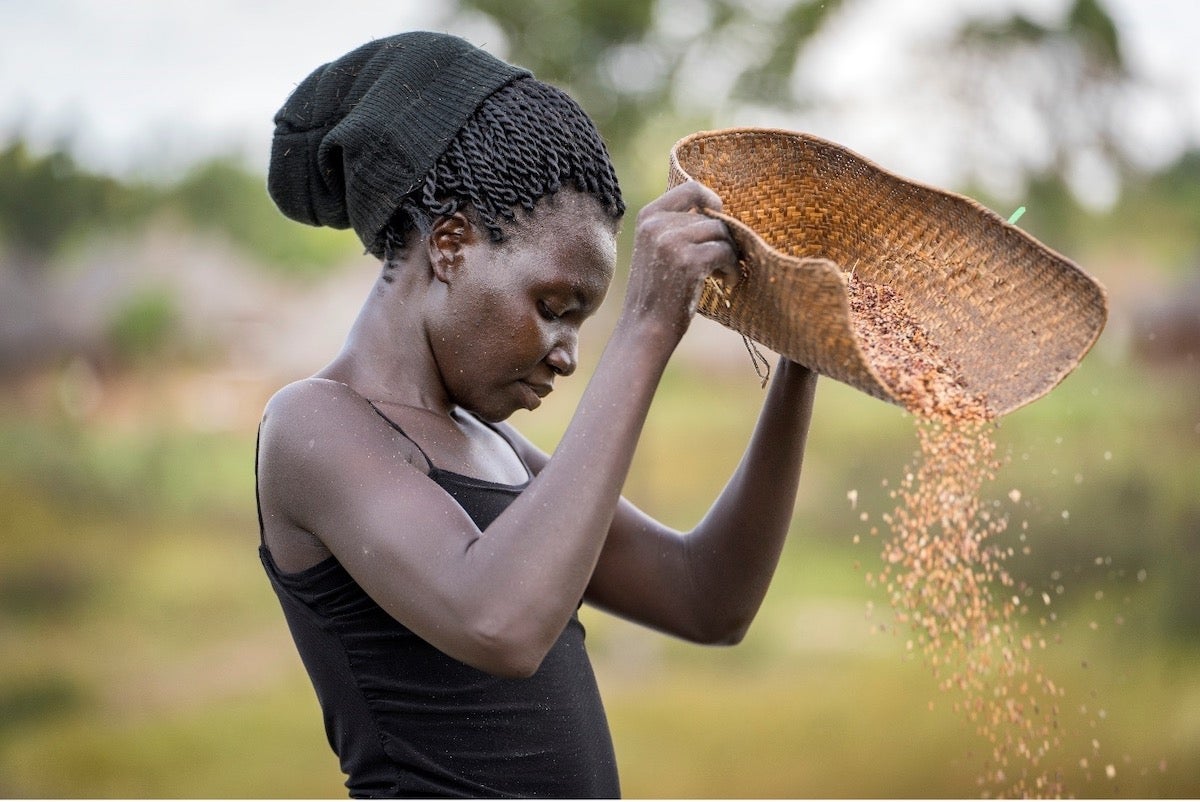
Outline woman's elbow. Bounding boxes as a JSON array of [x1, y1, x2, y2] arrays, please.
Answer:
[[466, 618, 554, 679], [686, 610, 755, 647], [711, 622, 752, 646], [709, 622, 753, 647]]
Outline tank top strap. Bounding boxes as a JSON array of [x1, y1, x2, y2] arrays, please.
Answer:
[[366, 402, 531, 482], [366, 401, 436, 471], [254, 424, 266, 545]]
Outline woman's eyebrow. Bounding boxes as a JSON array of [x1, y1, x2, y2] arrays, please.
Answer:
[[574, 283, 610, 312], [540, 281, 600, 309]]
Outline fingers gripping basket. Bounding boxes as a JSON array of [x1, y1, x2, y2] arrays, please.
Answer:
[[668, 128, 1109, 417]]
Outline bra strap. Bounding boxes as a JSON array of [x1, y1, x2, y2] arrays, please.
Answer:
[[366, 401, 436, 471], [254, 424, 267, 544]]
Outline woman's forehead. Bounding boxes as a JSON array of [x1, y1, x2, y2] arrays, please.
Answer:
[[508, 192, 619, 277], [535, 224, 616, 307], [534, 190, 621, 238]]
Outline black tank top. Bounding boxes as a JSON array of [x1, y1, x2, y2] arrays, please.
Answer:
[[257, 406, 620, 798]]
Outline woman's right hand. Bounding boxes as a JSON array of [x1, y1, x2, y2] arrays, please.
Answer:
[[620, 180, 739, 350]]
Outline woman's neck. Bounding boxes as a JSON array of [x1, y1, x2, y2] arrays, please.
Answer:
[[318, 268, 453, 415]]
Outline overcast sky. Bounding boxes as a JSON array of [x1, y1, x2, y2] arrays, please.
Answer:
[[1, 0, 1197, 187]]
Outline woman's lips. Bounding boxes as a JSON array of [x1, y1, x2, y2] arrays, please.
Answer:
[[518, 380, 553, 410]]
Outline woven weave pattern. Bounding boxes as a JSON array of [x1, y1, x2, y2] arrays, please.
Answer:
[[668, 128, 1109, 416]]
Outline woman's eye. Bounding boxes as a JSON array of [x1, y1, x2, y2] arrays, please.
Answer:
[[537, 301, 560, 322]]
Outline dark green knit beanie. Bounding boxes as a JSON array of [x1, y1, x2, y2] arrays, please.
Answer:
[[268, 32, 531, 255]]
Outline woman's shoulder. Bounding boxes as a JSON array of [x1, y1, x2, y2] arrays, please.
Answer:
[[265, 376, 359, 414], [260, 377, 373, 452]]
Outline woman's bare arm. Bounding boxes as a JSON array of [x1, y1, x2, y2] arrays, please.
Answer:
[[507, 357, 818, 644], [258, 180, 737, 678]]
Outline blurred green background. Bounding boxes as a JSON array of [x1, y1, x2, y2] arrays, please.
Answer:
[[2, 0, 1198, 797]]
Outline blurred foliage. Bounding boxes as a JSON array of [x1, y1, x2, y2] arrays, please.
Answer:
[[0, 142, 353, 276], [0, 420, 251, 523], [442, 0, 844, 155], [1108, 149, 1200, 269], [940, 0, 1151, 200], [959, 0, 1122, 67], [106, 288, 180, 363], [446, 0, 1160, 213], [168, 158, 358, 277], [0, 141, 155, 260], [1066, 0, 1123, 65], [0, 675, 84, 740], [961, 143, 1200, 272], [1, 0, 1185, 274]]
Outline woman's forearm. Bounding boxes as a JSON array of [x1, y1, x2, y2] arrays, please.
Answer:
[[684, 358, 819, 641], [455, 316, 681, 668], [453, 184, 741, 667]]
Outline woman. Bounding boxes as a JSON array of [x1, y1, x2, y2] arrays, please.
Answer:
[[257, 31, 818, 798]]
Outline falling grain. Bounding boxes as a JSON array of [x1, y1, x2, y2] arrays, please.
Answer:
[[848, 277, 1068, 797]]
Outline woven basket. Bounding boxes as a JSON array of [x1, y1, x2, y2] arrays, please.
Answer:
[[668, 128, 1109, 417]]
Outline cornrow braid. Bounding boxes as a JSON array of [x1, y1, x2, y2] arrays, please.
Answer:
[[379, 77, 624, 264]]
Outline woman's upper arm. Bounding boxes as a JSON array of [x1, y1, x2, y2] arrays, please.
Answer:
[[258, 380, 503, 665], [584, 497, 709, 639], [497, 422, 701, 639]]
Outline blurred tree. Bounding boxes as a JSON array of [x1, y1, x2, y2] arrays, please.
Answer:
[[0, 141, 355, 277], [0, 141, 152, 265], [433, 0, 1178, 219], [433, 0, 845, 156], [105, 287, 180, 365], [929, 0, 1161, 208], [167, 158, 356, 277]]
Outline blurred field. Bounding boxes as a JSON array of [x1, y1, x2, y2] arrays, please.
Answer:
[[1, 340, 1197, 798], [3, 1, 1199, 795]]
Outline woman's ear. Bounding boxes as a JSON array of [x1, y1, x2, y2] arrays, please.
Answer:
[[427, 212, 476, 284]]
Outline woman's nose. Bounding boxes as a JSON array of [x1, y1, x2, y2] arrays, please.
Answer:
[[546, 336, 578, 377]]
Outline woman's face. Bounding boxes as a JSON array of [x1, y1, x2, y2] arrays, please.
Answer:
[[427, 191, 618, 422]]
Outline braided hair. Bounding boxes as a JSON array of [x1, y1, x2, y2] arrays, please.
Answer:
[[379, 77, 624, 267]]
